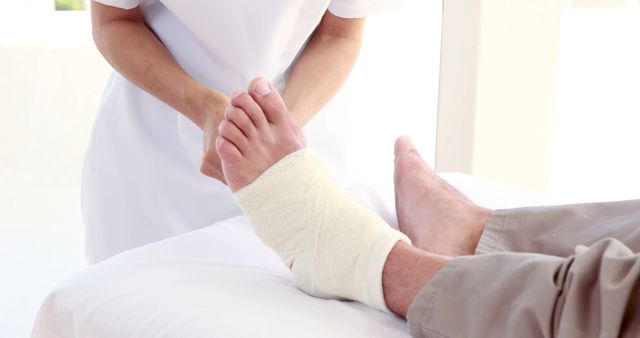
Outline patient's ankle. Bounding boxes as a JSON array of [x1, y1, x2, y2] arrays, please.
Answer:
[[382, 243, 451, 317]]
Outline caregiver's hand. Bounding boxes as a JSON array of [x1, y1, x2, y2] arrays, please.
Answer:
[[91, 2, 228, 183], [185, 85, 230, 182]]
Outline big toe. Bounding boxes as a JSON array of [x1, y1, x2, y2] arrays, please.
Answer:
[[393, 136, 436, 179], [394, 136, 420, 157], [249, 77, 289, 124]]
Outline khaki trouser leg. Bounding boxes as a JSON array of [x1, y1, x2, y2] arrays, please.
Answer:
[[407, 200, 640, 338], [408, 239, 640, 338], [476, 199, 640, 256]]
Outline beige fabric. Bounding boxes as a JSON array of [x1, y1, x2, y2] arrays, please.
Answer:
[[477, 199, 640, 256], [407, 199, 640, 338]]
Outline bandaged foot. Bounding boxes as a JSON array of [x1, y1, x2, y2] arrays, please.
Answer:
[[217, 78, 410, 312]]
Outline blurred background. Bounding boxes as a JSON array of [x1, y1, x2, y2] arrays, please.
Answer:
[[436, 0, 640, 201], [0, 0, 108, 337], [2, 0, 640, 337]]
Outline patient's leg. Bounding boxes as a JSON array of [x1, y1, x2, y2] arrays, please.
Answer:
[[381, 242, 450, 317], [394, 137, 640, 257], [217, 79, 640, 338], [394, 138, 640, 257], [217, 78, 411, 312], [394, 136, 491, 256], [476, 200, 640, 256], [404, 239, 640, 338]]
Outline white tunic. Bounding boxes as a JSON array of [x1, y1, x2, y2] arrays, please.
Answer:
[[84, 0, 398, 263]]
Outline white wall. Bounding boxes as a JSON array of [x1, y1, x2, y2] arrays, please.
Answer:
[[436, 0, 563, 192], [549, 4, 640, 202], [436, 0, 640, 200]]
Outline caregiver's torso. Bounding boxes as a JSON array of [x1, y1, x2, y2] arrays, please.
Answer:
[[143, 0, 332, 93], [83, 0, 343, 264], [141, 0, 337, 166]]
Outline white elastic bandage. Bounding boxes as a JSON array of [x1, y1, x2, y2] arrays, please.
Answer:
[[235, 149, 411, 312]]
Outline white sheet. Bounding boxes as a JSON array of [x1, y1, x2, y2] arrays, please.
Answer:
[[31, 174, 550, 338]]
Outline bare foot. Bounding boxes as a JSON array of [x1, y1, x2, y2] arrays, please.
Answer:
[[216, 78, 306, 192], [394, 136, 492, 256]]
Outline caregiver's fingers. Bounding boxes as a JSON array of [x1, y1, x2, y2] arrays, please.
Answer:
[[201, 130, 226, 183]]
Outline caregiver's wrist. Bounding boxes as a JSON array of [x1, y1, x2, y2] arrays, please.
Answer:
[[182, 81, 229, 130], [281, 91, 306, 126]]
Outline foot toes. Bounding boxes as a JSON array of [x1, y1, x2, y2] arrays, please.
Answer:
[[249, 77, 290, 124], [216, 136, 243, 162], [225, 105, 256, 138], [230, 91, 268, 129], [218, 120, 249, 155], [394, 136, 419, 157]]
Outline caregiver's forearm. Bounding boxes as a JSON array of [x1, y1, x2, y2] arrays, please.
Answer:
[[282, 11, 365, 125], [91, 2, 225, 128]]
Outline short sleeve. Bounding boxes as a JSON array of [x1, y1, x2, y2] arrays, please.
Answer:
[[328, 0, 412, 18], [92, 0, 143, 10]]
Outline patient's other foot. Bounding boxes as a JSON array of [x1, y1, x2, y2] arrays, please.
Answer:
[[394, 136, 491, 256], [217, 78, 306, 192]]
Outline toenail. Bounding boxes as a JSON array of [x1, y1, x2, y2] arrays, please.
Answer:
[[232, 90, 243, 99], [253, 78, 271, 97], [224, 105, 234, 116], [218, 120, 226, 133]]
